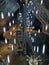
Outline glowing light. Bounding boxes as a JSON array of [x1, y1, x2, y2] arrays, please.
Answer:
[[36, 10, 38, 14], [28, 11, 30, 14], [10, 31, 12, 35], [29, 1, 33, 5], [1, 12, 4, 19], [45, 25, 48, 31], [41, 0, 43, 5], [32, 10, 34, 13], [30, 21, 32, 25], [31, 37, 34, 42], [38, 29, 40, 33], [19, 24, 21, 26], [9, 22, 11, 27], [11, 44, 14, 51], [42, 44, 45, 54], [37, 46, 39, 53], [34, 33, 37, 37], [34, 46, 36, 51], [32, 26, 35, 29], [12, 20, 14, 24], [12, 13, 14, 16], [29, 1, 32, 3], [3, 27, 6, 32], [19, 12, 22, 16], [13, 27, 15, 30], [8, 12, 10, 17], [5, 38, 7, 44], [14, 38, 16, 44], [7, 55, 10, 63], [28, 20, 30, 23]]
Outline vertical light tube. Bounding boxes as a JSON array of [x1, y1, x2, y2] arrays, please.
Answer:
[[42, 44, 45, 54]]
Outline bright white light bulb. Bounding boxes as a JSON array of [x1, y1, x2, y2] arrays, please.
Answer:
[[3, 27, 6, 32], [36, 10, 38, 14], [32, 10, 34, 13], [5, 38, 7, 44], [12, 13, 14, 16], [12, 20, 14, 24], [42, 44, 45, 54], [37, 46, 39, 53], [11, 44, 14, 51], [45, 25, 48, 31], [10, 31, 12, 35], [34, 46, 36, 51], [38, 29, 40, 33], [7, 55, 10, 63], [41, 0, 43, 5], [1, 12, 4, 19], [29, 1, 33, 5], [9, 22, 11, 27], [30, 21, 32, 25], [14, 38, 16, 44], [34, 33, 37, 37], [8, 12, 10, 17], [19, 12, 22, 16], [28, 11, 30, 14], [29, 1, 32, 3]]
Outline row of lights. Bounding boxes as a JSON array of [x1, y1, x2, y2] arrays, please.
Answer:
[[5, 38, 16, 44], [9, 20, 15, 27], [0, 12, 14, 19], [33, 44, 45, 54], [18, 12, 23, 26], [2, 12, 15, 45]]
